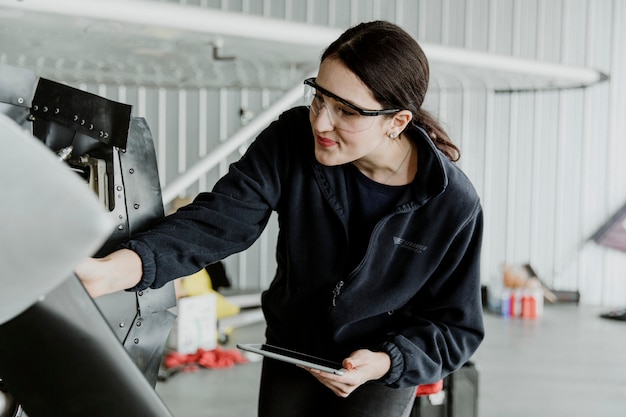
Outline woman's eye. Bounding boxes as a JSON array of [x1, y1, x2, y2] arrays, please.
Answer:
[[335, 105, 358, 117]]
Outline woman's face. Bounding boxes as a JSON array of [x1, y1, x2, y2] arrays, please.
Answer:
[[309, 58, 395, 167]]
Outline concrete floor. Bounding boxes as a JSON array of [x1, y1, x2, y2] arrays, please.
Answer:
[[156, 304, 626, 417]]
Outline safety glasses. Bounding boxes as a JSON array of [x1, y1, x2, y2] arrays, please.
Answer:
[[303, 78, 400, 133]]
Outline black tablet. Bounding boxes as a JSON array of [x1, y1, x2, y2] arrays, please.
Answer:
[[237, 343, 346, 375]]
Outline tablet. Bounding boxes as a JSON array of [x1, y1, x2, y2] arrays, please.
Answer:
[[236, 343, 346, 375]]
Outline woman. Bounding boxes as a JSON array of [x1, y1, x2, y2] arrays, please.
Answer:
[[77, 20, 484, 417]]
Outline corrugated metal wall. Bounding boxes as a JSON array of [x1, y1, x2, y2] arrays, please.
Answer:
[[82, 0, 626, 306]]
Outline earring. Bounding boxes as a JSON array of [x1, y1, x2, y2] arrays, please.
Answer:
[[389, 132, 397, 139]]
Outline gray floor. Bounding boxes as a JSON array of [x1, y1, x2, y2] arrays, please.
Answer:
[[156, 304, 626, 417]]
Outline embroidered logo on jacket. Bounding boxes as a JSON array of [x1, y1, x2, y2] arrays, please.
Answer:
[[393, 236, 427, 253]]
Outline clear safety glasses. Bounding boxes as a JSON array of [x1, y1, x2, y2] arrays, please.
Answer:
[[303, 78, 400, 133]]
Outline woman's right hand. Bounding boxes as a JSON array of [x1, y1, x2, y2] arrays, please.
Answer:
[[74, 249, 143, 298], [301, 349, 391, 398]]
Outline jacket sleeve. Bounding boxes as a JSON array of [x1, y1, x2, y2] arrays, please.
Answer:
[[121, 114, 292, 291], [378, 203, 484, 388]]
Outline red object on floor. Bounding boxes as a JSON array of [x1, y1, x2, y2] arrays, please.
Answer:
[[415, 380, 444, 396], [165, 347, 248, 372]]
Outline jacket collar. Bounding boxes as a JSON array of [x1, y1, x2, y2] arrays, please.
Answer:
[[404, 125, 449, 208], [311, 125, 449, 217]]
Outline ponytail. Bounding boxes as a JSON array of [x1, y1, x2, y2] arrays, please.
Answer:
[[414, 109, 460, 162]]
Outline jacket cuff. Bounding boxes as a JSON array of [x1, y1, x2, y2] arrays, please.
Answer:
[[377, 341, 404, 386], [119, 240, 157, 291]]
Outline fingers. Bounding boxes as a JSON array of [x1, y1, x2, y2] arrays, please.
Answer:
[[74, 249, 143, 298], [342, 349, 378, 369], [305, 368, 357, 398], [345, 349, 391, 381], [298, 349, 392, 398], [300, 365, 364, 397]]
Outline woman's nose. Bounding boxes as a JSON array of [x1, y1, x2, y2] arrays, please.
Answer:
[[311, 104, 334, 131]]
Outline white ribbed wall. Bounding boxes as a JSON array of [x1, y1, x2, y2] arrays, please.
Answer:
[[81, 0, 625, 306]]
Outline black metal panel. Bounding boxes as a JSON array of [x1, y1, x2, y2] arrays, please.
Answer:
[[0, 64, 177, 404], [122, 293, 177, 386], [92, 116, 177, 387], [31, 78, 131, 149], [120, 117, 166, 234]]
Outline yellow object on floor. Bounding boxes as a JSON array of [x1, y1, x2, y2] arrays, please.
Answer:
[[178, 269, 240, 319]]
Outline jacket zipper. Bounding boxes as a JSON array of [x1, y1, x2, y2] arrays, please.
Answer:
[[332, 280, 344, 307], [330, 214, 394, 308]]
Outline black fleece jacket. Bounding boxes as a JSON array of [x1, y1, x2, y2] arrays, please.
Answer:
[[123, 106, 484, 388]]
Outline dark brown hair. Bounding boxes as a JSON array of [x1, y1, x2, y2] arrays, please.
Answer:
[[321, 20, 460, 161]]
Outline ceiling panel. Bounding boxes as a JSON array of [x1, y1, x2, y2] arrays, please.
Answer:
[[0, 1, 608, 92]]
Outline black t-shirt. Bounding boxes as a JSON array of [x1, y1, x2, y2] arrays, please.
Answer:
[[346, 164, 409, 270]]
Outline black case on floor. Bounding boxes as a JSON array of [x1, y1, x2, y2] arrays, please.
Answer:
[[412, 362, 478, 417]]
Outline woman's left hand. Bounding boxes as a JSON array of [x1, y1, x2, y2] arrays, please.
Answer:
[[301, 349, 391, 397]]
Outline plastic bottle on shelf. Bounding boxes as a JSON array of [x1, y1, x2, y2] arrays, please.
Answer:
[[500, 288, 511, 317]]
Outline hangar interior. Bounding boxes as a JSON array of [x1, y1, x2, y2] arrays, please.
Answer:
[[0, 0, 625, 416]]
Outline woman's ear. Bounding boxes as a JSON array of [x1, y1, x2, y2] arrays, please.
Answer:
[[392, 110, 413, 132]]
